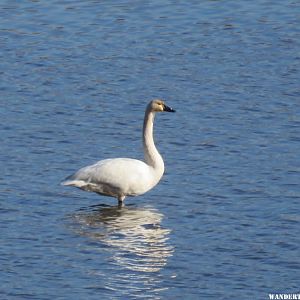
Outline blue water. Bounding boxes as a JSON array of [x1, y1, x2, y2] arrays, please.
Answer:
[[1, 1, 299, 299]]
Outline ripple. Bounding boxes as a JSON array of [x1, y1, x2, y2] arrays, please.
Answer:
[[67, 205, 173, 273]]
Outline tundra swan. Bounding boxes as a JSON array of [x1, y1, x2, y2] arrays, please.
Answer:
[[62, 99, 175, 205]]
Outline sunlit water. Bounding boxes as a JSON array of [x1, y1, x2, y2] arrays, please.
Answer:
[[1, 1, 299, 299]]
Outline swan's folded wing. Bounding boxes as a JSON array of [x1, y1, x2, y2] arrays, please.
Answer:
[[62, 158, 155, 196]]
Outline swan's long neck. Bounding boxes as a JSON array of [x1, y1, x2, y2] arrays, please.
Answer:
[[143, 107, 164, 175]]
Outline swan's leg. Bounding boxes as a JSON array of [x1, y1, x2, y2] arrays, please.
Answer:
[[117, 195, 125, 207]]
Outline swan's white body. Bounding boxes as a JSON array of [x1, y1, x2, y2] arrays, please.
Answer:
[[62, 99, 175, 205]]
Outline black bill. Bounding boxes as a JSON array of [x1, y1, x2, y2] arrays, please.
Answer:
[[163, 104, 176, 112]]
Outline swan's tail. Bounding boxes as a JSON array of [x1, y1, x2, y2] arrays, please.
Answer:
[[61, 179, 86, 187]]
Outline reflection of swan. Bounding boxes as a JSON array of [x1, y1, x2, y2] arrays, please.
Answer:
[[70, 205, 173, 273], [62, 100, 175, 206]]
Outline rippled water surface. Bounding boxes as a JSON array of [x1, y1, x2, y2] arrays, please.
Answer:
[[1, 1, 300, 299]]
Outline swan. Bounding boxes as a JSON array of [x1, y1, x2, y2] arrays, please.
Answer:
[[62, 99, 175, 205]]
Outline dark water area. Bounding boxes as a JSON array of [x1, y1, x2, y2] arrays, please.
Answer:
[[1, 1, 299, 299]]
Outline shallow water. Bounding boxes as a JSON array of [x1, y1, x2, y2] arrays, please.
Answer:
[[1, 1, 300, 299]]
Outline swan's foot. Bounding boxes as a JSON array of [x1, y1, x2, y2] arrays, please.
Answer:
[[117, 196, 125, 208]]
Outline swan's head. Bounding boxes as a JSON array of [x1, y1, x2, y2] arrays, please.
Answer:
[[149, 99, 176, 113]]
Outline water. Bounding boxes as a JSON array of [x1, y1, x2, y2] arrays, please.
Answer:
[[1, 0, 299, 299]]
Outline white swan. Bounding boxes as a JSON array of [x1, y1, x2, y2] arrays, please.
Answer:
[[62, 99, 175, 205]]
